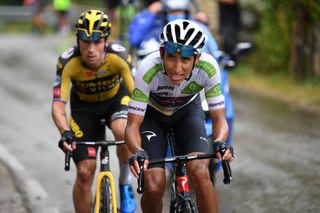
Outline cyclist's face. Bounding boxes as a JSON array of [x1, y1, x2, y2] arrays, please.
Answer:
[[161, 48, 200, 85], [79, 38, 107, 70]]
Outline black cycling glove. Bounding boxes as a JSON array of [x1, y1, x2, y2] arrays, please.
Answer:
[[128, 150, 149, 167], [212, 140, 234, 157], [58, 130, 75, 151]]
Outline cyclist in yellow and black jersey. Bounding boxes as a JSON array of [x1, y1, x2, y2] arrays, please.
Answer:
[[52, 9, 136, 213], [54, 41, 134, 104]]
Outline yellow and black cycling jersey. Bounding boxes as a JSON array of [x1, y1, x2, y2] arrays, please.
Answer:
[[53, 42, 134, 103]]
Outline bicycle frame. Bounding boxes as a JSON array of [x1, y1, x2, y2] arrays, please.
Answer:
[[137, 130, 232, 212], [64, 138, 124, 213], [93, 142, 121, 213], [166, 130, 198, 212]]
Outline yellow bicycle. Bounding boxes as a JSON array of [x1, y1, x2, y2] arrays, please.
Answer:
[[64, 120, 124, 213]]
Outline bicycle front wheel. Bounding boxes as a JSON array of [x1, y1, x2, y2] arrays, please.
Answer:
[[93, 173, 117, 213], [171, 200, 198, 213], [100, 176, 113, 213]]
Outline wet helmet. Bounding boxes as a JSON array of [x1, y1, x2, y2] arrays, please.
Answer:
[[160, 19, 205, 54], [75, 9, 112, 41], [161, 0, 190, 11]]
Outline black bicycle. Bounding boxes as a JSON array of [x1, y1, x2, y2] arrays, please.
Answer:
[[136, 129, 233, 213]]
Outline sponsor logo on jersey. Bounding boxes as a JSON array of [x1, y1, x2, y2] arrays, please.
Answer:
[[143, 64, 163, 84], [87, 147, 97, 157], [182, 81, 203, 94], [156, 85, 174, 91], [70, 116, 84, 138], [111, 43, 126, 52], [128, 105, 145, 112], [61, 47, 75, 59], [53, 88, 61, 98], [132, 88, 149, 103], [86, 71, 95, 77], [57, 61, 63, 69], [74, 76, 120, 94], [208, 101, 225, 108], [98, 70, 106, 76], [142, 131, 156, 141], [206, 83, 222, 98], [154, 92, 169, 96], [196, 60, 217, 78]]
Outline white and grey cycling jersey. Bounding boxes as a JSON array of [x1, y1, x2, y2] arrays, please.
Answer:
[[129, 51, 225, 116]]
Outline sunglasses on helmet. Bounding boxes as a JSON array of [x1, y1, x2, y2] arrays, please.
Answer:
[[76, 29, 104, 41], [163, 41, 198, 57]]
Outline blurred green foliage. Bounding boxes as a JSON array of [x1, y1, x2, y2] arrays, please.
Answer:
[[251, 0, 320, 75], [72, 0, 105, 7], [251, 0, 294, 74]]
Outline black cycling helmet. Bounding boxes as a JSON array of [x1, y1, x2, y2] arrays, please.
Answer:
[[75, 9, 112, 41]]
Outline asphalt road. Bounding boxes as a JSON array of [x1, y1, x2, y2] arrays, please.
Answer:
[[0, 34, 319, 213]]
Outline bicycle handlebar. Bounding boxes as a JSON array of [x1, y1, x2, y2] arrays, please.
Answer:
[[137, 158, 145, 194], [137, 152, 233, 194], [63, 140, 125, 171]]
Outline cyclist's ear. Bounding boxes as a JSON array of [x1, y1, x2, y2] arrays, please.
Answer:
[[159, 46, 164, 58], [194, 54, 201, 64], [105, 38, 109, 47]]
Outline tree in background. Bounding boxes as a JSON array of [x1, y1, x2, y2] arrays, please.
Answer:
[[289, 0, 320, 79], [254, 0, 320, 80]]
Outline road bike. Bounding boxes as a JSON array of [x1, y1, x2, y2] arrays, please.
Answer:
[[136, 129, 233, 213], [64, 119, 124, 213]]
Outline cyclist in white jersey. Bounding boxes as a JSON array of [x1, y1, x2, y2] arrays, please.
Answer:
[[125, 19, 234, 213]]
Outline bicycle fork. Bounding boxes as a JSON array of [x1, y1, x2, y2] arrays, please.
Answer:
[[170, 160, 197, 212], [94, 146, 117, 213]]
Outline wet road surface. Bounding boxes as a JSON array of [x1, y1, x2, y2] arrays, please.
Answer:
[[0, 35, 319, 213]]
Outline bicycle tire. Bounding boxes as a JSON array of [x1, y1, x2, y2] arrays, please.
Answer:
[[101, 176, 113, 212], [171, 200, 198, 213], [93, 175, 116, 213]]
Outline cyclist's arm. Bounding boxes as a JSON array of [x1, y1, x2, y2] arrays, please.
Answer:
[[118, 55, 134, 94], [122, 69, 134, 95], [125, 113, 144, 154], [51, 51, 74, 141], [51, 101, 69, 134], [209, 108, 229, 143]]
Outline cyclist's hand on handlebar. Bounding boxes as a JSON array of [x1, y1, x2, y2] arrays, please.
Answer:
[[212, 141, 234, 162], [128, 150, 149, 177], [58, 130, 76, 152]]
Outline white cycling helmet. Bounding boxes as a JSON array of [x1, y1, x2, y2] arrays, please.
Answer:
[[162, 0, 190, 11], [160, 19, 205, 54]]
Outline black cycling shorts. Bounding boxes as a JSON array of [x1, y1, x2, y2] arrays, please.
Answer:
[[69, 85, 130, 163], [140, 95, 210, 168]]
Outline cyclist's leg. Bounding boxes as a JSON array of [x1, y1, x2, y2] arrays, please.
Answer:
[[106, 89, 136, 213], [174, 97, 218, 213], [111, 118, 136, 213], [70, 112, 102, 213], [73, 160, 96, 213], [139, 106, 169, 212], [142, 168, 166, 213]]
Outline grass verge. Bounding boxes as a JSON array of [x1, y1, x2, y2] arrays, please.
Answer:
[[229, 59, 320, 114]]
